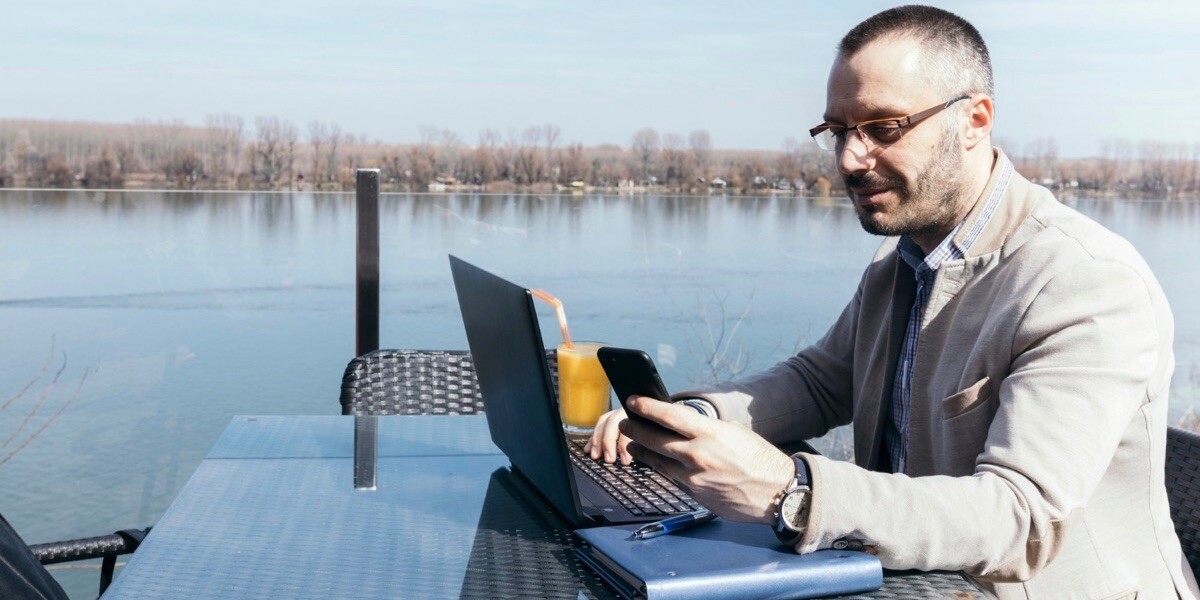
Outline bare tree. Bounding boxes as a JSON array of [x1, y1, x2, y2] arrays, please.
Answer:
[[471, 129, 501, 183], [1018, 137, 1059, 185], [0, 339, 89, 470], [661, 132, 688, 188], [83, 146, 122, 188], [254, 116, 298, 189], [437, 129, 464, 180], [1191, 142, 1200, 194], [1168, 142, 1190, 194], [204, 114, 243, 186], [542, 124, 561, 182], [379, 152, 405, 185], [630, 128, 660, 183], [136, 119, 190, 183], [777, 137, 805, 187], [685, 291, 756, 385], [29, 154, 74, 188], [12, 129, 34, 179], [1139, 140, 1170, 194], [512, 126, 543, 184], [308, 121, 329, 189], [1099, 138, 1134, 191], [162, 147, 204, 187], [689, 129, 712, 179], [407, 126, 440, 188], [560, 142, 585, 183]]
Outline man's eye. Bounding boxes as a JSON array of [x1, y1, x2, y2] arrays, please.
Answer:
[[864, 124, 903, 142]]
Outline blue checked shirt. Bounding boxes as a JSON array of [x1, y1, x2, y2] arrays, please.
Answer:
[[881, 159, 1013, 473]]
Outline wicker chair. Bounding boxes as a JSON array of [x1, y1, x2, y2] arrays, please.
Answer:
[[36, 528, 150, 595], [339, 349, 558, 416], [1166, 425, 1200, 580], [0, 510, 148, 599], [340, 350, 483, 416]]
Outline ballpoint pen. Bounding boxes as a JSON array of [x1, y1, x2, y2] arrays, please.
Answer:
[[631, 509, 717, 540]]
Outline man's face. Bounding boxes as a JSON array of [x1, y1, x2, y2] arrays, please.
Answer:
[[825, 36, 968, 242]]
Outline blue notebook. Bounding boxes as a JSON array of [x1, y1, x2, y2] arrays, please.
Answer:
[[575, 520, 882, 600]]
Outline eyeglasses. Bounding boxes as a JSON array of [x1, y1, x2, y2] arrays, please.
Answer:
[[809, 95, 970, 152]]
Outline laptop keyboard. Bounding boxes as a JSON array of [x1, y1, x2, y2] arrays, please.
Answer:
[[567, 439, 702, 517]]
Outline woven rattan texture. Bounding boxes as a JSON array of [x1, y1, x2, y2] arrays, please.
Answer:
[[1167, 426, 1200, 580], [340, 349, 560, 416], [30, 533, 139, 564], [340, 350, 483, 416]]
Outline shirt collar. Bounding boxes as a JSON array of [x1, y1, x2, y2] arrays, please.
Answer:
[[897, 151, 1013, 275], [898, 221, 965, 276]]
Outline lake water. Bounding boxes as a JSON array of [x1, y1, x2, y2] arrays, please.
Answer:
[[1, 189, 1198, 597]]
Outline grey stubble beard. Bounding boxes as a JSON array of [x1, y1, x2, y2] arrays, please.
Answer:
[[851, 125, 967, 243]]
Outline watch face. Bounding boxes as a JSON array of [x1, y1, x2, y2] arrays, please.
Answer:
[[781, 489, 809, 530]]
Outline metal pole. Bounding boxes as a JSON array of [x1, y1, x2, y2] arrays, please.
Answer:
[[355, 168, 380, 357]]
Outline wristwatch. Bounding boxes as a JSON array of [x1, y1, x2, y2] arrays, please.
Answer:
[[772, 455, 812, 546]]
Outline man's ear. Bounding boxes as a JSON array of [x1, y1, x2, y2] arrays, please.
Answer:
[[963, 95, 994, 150]]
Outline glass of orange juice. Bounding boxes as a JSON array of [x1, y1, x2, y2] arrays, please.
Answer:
[[557, 341, 612, 436]]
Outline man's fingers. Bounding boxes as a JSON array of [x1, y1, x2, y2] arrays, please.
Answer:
[[617, 435, 633, 465], [627, 441, 686, 482], [601, 410, 625, 463], [626, 396, 706, 439], [619, 416, 701, 468], [586, 409, 628, 462]]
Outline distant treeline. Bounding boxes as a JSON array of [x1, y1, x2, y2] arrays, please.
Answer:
[[0, 117, 1197, 197]]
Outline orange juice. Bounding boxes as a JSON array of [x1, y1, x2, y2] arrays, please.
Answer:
[[557, 342, 611, 434]]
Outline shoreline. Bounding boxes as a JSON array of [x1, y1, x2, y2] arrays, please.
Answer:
[[1, 186, 1196, 202]]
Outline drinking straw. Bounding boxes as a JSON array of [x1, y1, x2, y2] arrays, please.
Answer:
[[530, 289, 573, 349]]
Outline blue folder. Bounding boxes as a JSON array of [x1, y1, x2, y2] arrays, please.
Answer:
[[575, 520, 882, 600]]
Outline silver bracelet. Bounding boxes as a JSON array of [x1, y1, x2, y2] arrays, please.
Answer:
[[676, 398, 718, 419]]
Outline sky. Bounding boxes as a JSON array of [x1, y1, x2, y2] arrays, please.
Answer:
[[3, 0, 1198, 158]]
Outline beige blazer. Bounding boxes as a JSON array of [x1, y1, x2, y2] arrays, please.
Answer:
[[687, 151, 1199, 599]]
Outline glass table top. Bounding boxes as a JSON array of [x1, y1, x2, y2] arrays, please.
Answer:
[[104, 415, 974, 599]]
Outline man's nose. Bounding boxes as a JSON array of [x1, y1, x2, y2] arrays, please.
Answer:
[[836, 130, 874, 175]]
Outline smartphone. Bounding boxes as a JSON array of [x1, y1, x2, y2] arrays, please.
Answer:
[[596, 346, 671, 426]]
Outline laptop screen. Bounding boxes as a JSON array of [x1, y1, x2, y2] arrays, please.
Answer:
[[448, 256, 584, 524]]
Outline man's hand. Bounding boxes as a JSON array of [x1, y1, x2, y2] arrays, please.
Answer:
[[584, 408, 634, 465], [619, 396, 796, 525]]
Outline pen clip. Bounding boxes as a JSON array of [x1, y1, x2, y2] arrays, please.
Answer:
[[632, 509, 715, 540], [632, 523, 663, 539]]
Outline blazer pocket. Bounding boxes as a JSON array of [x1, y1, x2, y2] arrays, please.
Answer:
[[942, 377, 993, 420]]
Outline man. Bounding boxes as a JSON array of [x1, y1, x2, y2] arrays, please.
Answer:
[[586, 5, 1198, 598]]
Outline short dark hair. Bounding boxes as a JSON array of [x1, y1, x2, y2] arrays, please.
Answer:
[[838, 5, 993, 97]]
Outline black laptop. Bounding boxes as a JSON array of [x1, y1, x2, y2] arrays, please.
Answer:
[[449, 255, 704, 527]]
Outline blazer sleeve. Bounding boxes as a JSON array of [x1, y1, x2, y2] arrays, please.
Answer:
[[673, 279, 862, 445], [795, 258, 1168, 579]]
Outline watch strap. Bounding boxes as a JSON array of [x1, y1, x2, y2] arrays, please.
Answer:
[[773, 455, 812, 546], [793, 455, 810, 487]]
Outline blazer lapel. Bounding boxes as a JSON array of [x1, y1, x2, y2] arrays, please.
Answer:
[[859, 255, 915, 472]]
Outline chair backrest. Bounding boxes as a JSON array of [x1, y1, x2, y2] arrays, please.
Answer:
[[339, 349, 559, 416], [1166, 425, 1200, 579], [340, 350, 484, 416]]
